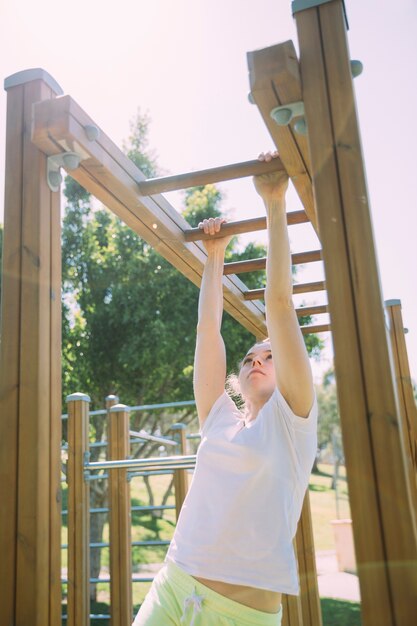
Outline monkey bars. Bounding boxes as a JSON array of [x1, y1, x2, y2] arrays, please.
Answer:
[[1, 1, 416, 625]]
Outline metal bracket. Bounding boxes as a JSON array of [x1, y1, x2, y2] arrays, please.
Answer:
[[270, 101, 307, 135], [47, 151, 83, 192], [270, 57, 361, 137], [84, 124, 100, 142], [350, 60, 363, 78]]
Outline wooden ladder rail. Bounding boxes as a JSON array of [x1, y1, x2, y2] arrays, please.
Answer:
[[244, 4, 417, 625]]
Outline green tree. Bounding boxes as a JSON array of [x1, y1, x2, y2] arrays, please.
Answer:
[[316, 368, 344, 486]]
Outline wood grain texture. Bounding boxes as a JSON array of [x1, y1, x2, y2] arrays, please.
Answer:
[[16, 78, 52, 626], [386, 302, 417, 505], [296, 1, 417, 623], [247, 40, 318, 233], [67, 397, 90, 626], [171, 425, 189, 519], [184, 211, 309, 241], [138, 157, 285, 194], [296, 495, 322, 626], [282, 588, 304, 626], [224, 250, 322, 274], [49, 124, 63, 626], [0, 75, 62, 626], [244, 281, 326, 300], [0, 81, 24, 626], [108, 403, 133, 626]]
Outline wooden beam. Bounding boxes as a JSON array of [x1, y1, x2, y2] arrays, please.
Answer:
[[184, 210, 309, 242], [66, 394, 91, 626], [301, 323, 330, 335], [297, 305, 328, 317], [282, 592, 303, 626], [244, 281, 326, 300], [224, 249, 322, 274], [138, 157, 286, 195], [385, 300, 417, 482], [295, 2, 417, 624], [31, 95, 268, 338], [247, 40, 318, 233], [108, 403, 133, 626], [0, 70, 62, 626], [171, 424, 189, 519], [296, 494, 323, 626]]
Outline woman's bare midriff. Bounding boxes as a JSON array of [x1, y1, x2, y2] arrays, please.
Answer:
[[193, 576, 282, 614]]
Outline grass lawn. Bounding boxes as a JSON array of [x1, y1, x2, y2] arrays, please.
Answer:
[[309, 464, 351, 551], [61, 464, 360, 625]]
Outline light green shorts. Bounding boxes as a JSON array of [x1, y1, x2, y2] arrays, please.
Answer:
[[132, 560, 283, 626]]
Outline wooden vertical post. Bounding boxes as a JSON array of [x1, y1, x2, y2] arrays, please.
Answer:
[[294, 1, 417, 623], [295, 494, 322, 626], [66, 393, 91, 626], [282, 593, 304, 626], [385, 300, 417, 483], [171, 423, 189, 518], [108, 403, 133, 626], [0, 69, 63, 626]]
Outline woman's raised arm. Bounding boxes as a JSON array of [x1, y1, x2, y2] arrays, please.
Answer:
[[254, 153, 315, 418], [193, 218, 232, 427]]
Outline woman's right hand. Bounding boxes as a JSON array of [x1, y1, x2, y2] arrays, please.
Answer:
[[198, 217, 233, 255]]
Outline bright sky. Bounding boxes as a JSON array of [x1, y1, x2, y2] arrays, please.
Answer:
[[1, 0, 416, 383]]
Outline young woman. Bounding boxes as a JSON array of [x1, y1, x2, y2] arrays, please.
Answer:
[[133, 152, 317, 626]]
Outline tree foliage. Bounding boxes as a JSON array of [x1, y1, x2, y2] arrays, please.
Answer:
[[316, 368, 344, 487]]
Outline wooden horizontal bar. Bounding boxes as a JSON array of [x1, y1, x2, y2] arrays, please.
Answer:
[[292, 249, 322, 265], [184, 210, 309, 242], [301, 323, 331, 335], [223, 249, 322, 274], [138, 157, 286, 195], [296, 304, 329, 317], [244, 281, 326, 300]]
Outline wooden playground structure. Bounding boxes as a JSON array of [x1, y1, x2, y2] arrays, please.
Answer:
[[0, 0, 416, 624]]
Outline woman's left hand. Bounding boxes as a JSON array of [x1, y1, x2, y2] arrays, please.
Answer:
[[198, 217, 233, 255], [253, 151, 289, 200]]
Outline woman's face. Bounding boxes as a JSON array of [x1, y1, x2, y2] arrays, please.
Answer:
[[238, 342, 276, 400]]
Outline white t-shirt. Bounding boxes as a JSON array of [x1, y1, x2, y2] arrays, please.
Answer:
[[165, 387, 318, 594]]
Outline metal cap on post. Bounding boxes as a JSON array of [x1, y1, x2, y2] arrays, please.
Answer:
[[4, 68, 64, 94], [291, 0, 349, 29], [66, 392, 91, 403], [106, 394, 120, 407]]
